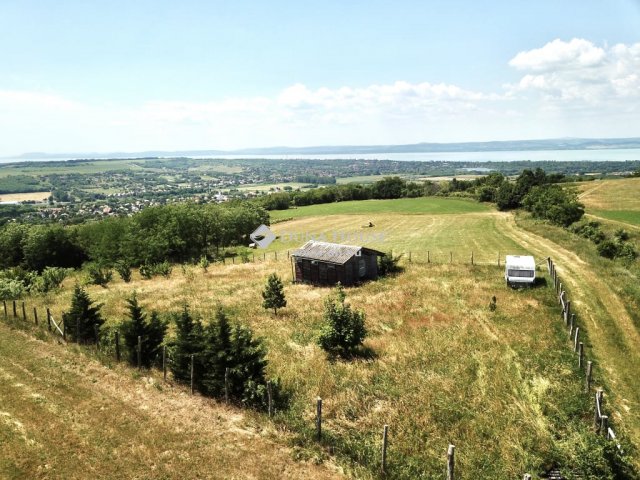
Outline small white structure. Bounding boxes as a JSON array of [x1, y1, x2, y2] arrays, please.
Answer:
[[504, 255, 536, 287]]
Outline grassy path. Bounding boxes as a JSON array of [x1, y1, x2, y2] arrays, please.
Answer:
[[0, 324, 342, 480], [501, 213, 640, 451]]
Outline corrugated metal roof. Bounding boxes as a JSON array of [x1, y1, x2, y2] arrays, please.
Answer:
[[292, 240, 383, 264]]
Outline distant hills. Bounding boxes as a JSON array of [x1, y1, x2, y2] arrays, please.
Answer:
[[8, 137, 640, 160]]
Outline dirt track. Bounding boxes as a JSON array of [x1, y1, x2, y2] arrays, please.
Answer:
[[499, 212, 640, 448]]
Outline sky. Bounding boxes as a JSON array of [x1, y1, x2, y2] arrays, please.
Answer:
[[1, 0, 639, 155]]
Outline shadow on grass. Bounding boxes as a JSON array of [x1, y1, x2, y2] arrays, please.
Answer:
[[326, 345, 378, 363]]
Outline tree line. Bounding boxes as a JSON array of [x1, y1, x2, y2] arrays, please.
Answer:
[[0, 201, 268, 271]]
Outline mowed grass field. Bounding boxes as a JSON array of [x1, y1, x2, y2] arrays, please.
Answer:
[[2, 197, 621, 478], [270, 197, 489, 220], [577, 177, 640, 227]]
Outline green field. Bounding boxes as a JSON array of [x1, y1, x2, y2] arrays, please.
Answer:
[[591, 210, 640, 227], [269, 197, 489, 221]]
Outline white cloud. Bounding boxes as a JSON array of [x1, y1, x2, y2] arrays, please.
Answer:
[[509, 38, 606, 71], [507, 39, 640, 110]]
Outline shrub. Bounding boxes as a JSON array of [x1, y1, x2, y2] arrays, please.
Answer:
[[139, 263, 154, 280], [114, 261, 132, 282], [318, 284, 367, 358], [154, 261, 172, 278], [41, 267, 69, 291], [0, 279, 25, 300], [87, 262, 113, 287], [62, 284, 104, 343], [597, 240, 620, 259], [613, 228, 630, 242], [198, 255, 210, 272], [378, 252, 402, 276]]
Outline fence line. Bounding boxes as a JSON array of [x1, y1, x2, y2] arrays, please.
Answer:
[[546, 257, 622, 453]]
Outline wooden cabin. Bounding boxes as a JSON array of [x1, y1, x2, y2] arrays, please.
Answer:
[[291, 240, 384, 286]]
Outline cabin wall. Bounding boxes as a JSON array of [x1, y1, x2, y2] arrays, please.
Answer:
[[293, 253, 380, 286]]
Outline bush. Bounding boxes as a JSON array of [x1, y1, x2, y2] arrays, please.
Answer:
[[198, 255, 210, 272], [378, 252, 402, 276], [523, 185, 584, 226], [114, 261, 132, 282], [86, 263, 113, 287], [318, 284, 367, 358], [0, 279, 25, 300], [139, 263, 154, 280], [154, 261, 172, 278], [613, 228, 630, 242], [41, 267, 69, 291]]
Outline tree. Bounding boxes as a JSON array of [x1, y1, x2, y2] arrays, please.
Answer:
[[62, 284, 104, 343], [522, 185, 584, 226], [201, 305, 233, 397], [121, 293, 166, 368], [318, 284, 367, 358], [114, 260, 132, 282], [169, 305, 204, 385], [262, 273, 286, 315]]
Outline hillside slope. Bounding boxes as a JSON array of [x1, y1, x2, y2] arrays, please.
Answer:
[[0, 324, 341, 480]]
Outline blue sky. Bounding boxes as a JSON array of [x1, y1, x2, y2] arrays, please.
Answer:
[[1, 0, 639, 155]]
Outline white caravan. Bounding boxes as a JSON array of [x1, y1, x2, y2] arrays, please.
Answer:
[[504, 255, 536, 287]]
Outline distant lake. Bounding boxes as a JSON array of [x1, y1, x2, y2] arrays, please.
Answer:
[[2, 148, 640, 164]]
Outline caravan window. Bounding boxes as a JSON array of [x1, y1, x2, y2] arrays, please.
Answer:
[[507, 269, 534, 278]]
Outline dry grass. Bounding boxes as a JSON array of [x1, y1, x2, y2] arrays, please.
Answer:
[[0, 191, 50, 203], [3, 205, 625, 478], [0, 322, 342, 480], [577, 178, 640, 211], [12, 252, 595, 478]]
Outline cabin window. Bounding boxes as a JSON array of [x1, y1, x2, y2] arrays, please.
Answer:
[[507, 269, 534, 278]]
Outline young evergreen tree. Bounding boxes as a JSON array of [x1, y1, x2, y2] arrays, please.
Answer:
[[170, 305, 204, 386], [121, 293, 167, 368], [261, 273, 286, 315], [229, 323, 268, 400], [201, 305, 233, 397], [62, 284, 104, 343], [318, 283, 367, 358]]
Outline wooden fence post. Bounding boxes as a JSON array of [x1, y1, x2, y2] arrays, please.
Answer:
[[566, 300, 571, 323], [46, 308, 51, 331], [190, 354, 195, 395], [450, 252, 453, 264], [601, 415, 609, 436], [427, 250, 430, 263], [267, 380, 273, 417], [447, 444, 455, 480], [574, 327, 580, 352], [21, 302, 26, 321], [162, 345, 167, 381], [498, 251, 501, 267], [381, 424, 389, 474], [3, 300, 6, 319], [275, 251, 278, 261], [586, 361, 593, 393], [137, 335, 142, 369], [13, 300, 17, 317], [263, 252, 266, 261], [115, 331, 121, 362], [224, 367, 229, 403], [232, 256, 235, 264], [471, 251, 474, 265], [409, 251, 412, 263], [316, 397, 322, 440], [33, 307, 38, 325], [594, 389, 603, 430], [578, 342, 584, 369]]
